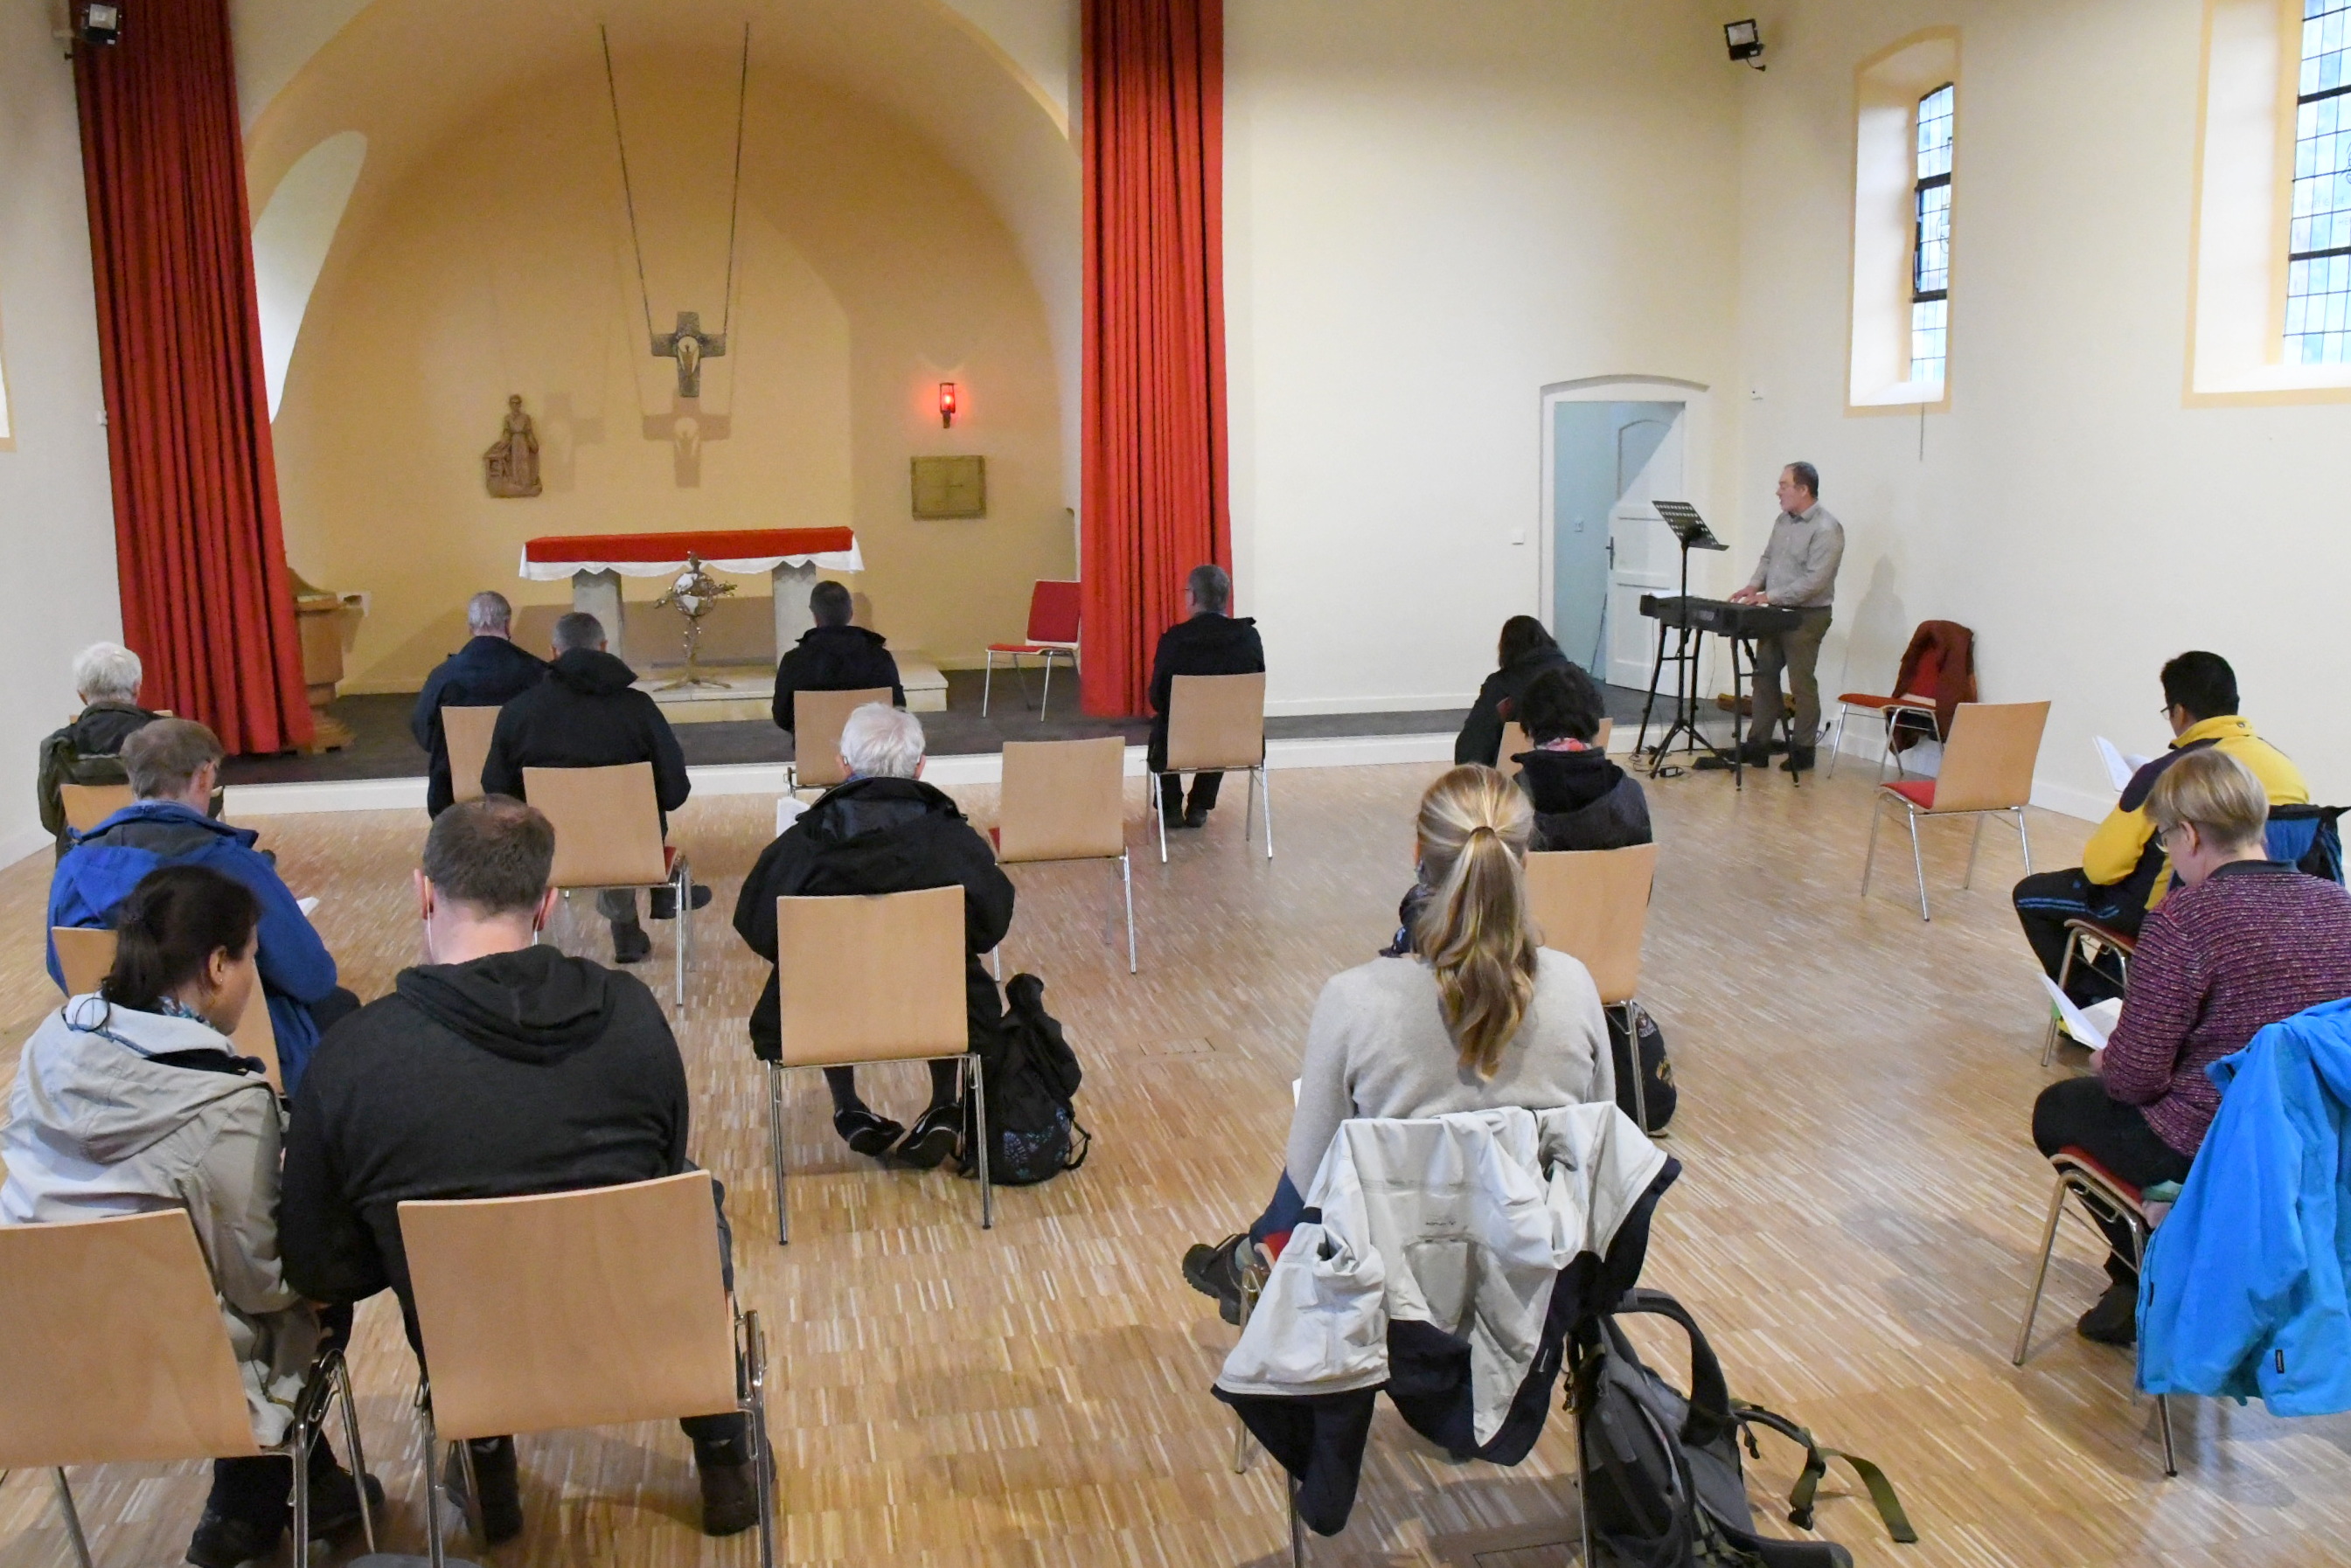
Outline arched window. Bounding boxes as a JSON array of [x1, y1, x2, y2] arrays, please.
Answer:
[[1910, 83, 1954, 384], [2288, 0, 2351, 364]]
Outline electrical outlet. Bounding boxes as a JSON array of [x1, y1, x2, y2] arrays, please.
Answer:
[[1510, 529, 1527, 546]]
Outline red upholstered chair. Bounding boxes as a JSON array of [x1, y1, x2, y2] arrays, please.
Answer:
[[1860, 700, 2048, 920], [983, 580, 1082, 719], [2012, 1147, 2177, 1476], [1824, 620, 1976, 779]]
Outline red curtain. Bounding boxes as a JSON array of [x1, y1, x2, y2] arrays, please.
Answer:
[[75, 0, 313, 754], [1080, 0, 1231, 718]]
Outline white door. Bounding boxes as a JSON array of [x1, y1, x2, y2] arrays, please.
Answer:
[[1603, 409, 1687, 690]]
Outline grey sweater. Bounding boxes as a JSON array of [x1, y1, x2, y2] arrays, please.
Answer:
[[1283, 950, 1614, 1190], [1742, 504, 1845, 608]]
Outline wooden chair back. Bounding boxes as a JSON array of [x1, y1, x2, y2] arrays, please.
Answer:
[[1165, 673, 1266, 774], [1929, 701, 2049, 814], [524, 763, 667, 888], [997, 738, 1126, 864], [0, 1211, 262, 1468], [774, 885, 966, 1068], [1497, 724, 1529, 778], [442, 705, 503, 804], [793, 688, 895, 790], [1523, 843, 1660, 1005], [59, 782, 134, 835], [397, 1172, 738, 1442], [52, 926, 283, 1090]]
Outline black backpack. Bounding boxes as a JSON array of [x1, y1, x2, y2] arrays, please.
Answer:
[[960, 972, 1090, 1186], [1575, 1288, 1913, 1567], [1610, 1007, 1676, 1133]]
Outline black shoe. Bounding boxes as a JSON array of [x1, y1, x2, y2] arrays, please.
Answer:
[[2077, 1280, 2139, 1346], [832, 1107, 904, 1159], [698, 1456, 760, 1537], [185, 1512, 279, 1568], [307, 1464, 386, 1541], [444, 1436, 524, 1545], [1183, 806, 1213, 829], [1182, 1232, 1256, 1327], [1163, 806, 1203, 831], [894, 1103, 962, 1169], [650, 884, 713, 920], [1780, 746, 1816, 774], [611, 923, 653, 965]]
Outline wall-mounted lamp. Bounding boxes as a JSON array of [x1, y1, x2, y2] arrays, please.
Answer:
[[938, 382, 958, 428], [1723, 19, 1764, 70]]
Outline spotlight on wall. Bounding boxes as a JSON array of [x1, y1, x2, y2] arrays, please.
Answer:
[[1723, 18, 1764, 70], [938, 382, 958, 428], [75, 1, 123, 45]]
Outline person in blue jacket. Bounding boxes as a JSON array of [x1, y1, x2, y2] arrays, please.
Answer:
[[47, 718, 353, 1093]]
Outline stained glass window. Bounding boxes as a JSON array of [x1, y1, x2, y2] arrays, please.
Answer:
[[2287, 0, 2351, 363], [1910, 84, 1954, 384]]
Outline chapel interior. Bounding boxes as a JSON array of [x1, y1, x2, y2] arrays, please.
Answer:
[[2, 0, 2349, 1565]]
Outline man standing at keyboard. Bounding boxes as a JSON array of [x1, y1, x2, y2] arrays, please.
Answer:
[[1725, 462, 1844, 774]]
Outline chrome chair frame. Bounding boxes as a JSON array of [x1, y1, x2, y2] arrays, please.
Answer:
[[1823, 698, 1939, 781], [1861, 790, 2032, 922], [1155, 765, 1273, 864], [767, 1051, 991, 1244], [2040, 919, 2134, 1066]]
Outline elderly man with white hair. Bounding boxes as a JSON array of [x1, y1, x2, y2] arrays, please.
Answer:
[[39, 642, 163, 857], [410, 590, 547, 816], [733, 704, 1014, 1166]]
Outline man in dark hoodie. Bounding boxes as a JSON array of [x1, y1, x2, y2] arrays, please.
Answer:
[[1510, 665, 1651, 852], [279, 796, 757, 1544], [1147, 563, 1265, 831], [480, 610, 703, 963], [734, 704, 1013, 1165], [770, 579, 905, 732], [411, 591, 547, 815]]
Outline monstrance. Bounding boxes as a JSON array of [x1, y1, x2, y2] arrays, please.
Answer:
[[650, 553, 738, 691]]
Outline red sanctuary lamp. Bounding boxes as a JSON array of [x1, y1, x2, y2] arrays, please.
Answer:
[[938, 382, 958, 427]]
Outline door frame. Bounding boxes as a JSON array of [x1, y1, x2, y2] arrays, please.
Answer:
[[1536, 376, 1715, 642]]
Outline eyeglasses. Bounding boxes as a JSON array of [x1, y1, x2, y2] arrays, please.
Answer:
[[2155, 822, 2198, 850]]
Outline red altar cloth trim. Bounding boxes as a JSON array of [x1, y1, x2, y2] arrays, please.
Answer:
[[524, 528, 853, 564]]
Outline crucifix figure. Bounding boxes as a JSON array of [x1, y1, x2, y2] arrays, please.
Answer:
[[651, 310, 727, 399]]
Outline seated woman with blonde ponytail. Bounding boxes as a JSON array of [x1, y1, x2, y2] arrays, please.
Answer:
[[1181, 765, 1614, 1322]]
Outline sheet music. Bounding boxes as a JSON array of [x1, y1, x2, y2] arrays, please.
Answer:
[[2095, 737, 2151, 794], [2040, 975, 2121, 1051], [296, 896, 320, 917]]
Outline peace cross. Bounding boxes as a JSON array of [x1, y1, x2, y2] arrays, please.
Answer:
[[650, 309, 727, 399]]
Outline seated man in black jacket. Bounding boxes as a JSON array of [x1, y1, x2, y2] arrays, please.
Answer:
[[771, 580, 904, 732], [481, 611, 702, 963], [1148, 563, 1266, 830], [278, 796, 756, 1544], [411, 591, 547, 816], [734, 704, 1012, 1166], [38, 641, 163, 857], [1511, 666, 1650, 852]]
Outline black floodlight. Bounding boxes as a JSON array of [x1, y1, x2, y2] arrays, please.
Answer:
[[1724, 19, 1765, 70], [76, 2, 122, 45]]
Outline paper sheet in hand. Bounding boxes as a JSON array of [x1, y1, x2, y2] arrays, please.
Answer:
[[2095, 737, 2151, 794], [2040, 975, 2122, 1050], [296, 896, 320, 917]]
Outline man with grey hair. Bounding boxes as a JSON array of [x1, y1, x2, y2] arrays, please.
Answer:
[[410, 590, 546, 816], [734, 704, 1013, 1165], [38, 641, 162, 856], [1146, 562, 1264, 830], [46, 718, 351, 1091]]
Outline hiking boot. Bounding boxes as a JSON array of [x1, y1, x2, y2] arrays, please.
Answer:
[[1780, 746, 1816, 774], [650, 884, 713, 920], [2076, 1280, 2139, 1347], [698, 1456, 760, 1537], [1182, 1232, 1256, 1327], [185, 1512, 278, 1568], [894, 1104, 962, 1169], [832, 1107, 904, 1159], [611, 923, 654, 965], [444, 1436, 524, 1545]]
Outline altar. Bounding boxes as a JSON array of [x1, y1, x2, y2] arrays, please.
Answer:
[[519, 527, 862, 657]]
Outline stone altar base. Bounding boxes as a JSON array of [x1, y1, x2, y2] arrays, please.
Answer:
[[638, 655, 949, 725]]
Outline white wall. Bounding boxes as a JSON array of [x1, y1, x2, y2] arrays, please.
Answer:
[[1224, 0, 1746, 715], [1736, 0, 2351, 817], [0, 1, 126, 864]]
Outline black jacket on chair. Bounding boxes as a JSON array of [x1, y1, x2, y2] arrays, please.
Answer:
[[771, 624, 906, 732], [1455, 650, 1574, 767], [410, 635, 548, 815], [480, 648, 690, 828], [1146, 614, 1265, 769], [1513, 746, 1652, 853], [733, 775, 1015, 1061]]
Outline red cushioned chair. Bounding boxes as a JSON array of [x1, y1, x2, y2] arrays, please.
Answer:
[[1825, 620, 1976, 779], [1860, 700, 2048, 920], [983, 580, 1082, 720]]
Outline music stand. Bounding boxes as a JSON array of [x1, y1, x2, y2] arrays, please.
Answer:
[[1635, 503, 1731, 774]]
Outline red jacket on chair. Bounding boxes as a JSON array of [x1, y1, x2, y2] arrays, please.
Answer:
[[1885, 621, 1976, 753]]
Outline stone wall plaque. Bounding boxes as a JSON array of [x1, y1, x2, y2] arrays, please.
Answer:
[[911, 454, 985, 518]]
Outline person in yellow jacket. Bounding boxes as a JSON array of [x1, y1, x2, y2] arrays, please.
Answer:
[[2014, 651, 2308, 1004]]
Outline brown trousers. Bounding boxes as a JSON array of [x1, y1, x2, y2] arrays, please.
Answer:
[[1750, 607, 1833, 749]]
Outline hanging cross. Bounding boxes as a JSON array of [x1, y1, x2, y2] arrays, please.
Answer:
[[650, 309, 727, 399]]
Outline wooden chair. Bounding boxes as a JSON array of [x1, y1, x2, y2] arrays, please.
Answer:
[[1523, 843, 1662, 1128], [1861, 700, 2049, 921], [982, 579, 1082, 719], [1158, 672, 1271, 864], [52, 926, 284, 1091], [992, 737, 1136, 974], [524, 762, 692, 1007], [58, 782, 132, 836], [397, 1172, 774, 1564], [441, 704, 503, 804], [0, 1211, 373, 1567], [766, 885, 990, 1243], [789, 687, 894, 794], [1496, 718, 1613, 778]]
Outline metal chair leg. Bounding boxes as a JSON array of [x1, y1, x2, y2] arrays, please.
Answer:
[[1040, 653, 1054, 721], [673, 860, 691, 1011], [336, 1356, 377, 1554], [1906, 807, 1930, 921], [1620, 1001, 1650, 1133], [769, 1061, 789, 1245], [1156, 774, 1170, 864], [2042, 930, 2083, 1066], [1861, 793, 1885, 896], [1121, 850, 1137, 974], [1289, 1471, 1306, 1566], [1823, 706, 1844, 777], [1260, 767, 1275, 859], [291, 1408, 313, 1568], [2013, 1172, 2069, 1364], [970, 1053, 993, 1230], [1243, 765, 1256, 848], [2018, 808, 2034, 876], [982, 653, 995, 717], [2156, 1393, 2177, 1477], [420, 1400, 450, 1568], [739, 1310, 779, 1568], [51, 1469, 94, 1568]]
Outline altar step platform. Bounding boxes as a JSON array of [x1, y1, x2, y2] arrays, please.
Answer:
[[626, 655, 949, 725]]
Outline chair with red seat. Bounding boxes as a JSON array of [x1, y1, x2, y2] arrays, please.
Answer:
[[983, 580, 1082, 719], [2041, 918, 2138, 1065], [2012, 1147, 2178, 1475], [1824, 619, 1976, 779], [1860, 699, 2048, 920]]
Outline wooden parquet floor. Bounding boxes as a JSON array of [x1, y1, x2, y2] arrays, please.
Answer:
[[3, 762, 2349, 1567]]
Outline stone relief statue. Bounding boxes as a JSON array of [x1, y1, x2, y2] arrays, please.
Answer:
[[483, 393, 541, 497]]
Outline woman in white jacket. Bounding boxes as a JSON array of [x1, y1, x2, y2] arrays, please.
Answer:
[[2, 864, 379, 1568], [1182, 765, 1615, 1322]]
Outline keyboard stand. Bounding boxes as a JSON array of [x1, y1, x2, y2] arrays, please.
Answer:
[[1634, 504, 1739, 782]]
